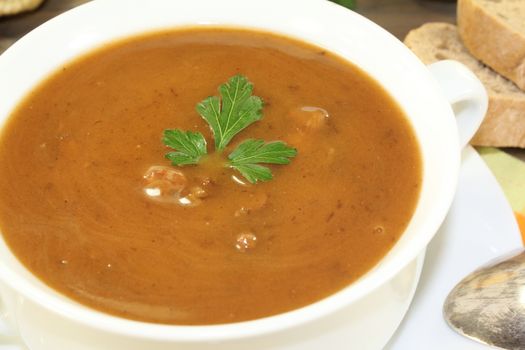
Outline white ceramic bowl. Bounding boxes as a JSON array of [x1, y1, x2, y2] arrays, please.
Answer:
[[0, 0, 487, 349]]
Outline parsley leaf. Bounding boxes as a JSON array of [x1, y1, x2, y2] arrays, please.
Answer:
[[230, 164, 273, 184], [196, 75, 263, 151], [228, 139, 297, 183], [163, 129, 207, 166]]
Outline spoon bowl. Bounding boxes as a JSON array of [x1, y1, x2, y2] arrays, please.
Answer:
[[443, 249, 525, 349]]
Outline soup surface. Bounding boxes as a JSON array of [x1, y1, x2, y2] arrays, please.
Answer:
[[0, 28, 421, 325]]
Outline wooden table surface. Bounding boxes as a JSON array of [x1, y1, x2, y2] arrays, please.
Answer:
[[0, 0, 523, 161]]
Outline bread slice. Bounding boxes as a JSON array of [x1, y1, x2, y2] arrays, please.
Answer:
[[404, 23, 525, 148], [458, 0, 525, 91], [0, 0, 44, 16]]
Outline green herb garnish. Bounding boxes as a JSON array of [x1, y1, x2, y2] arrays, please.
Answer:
[[228, 139, 298, 183], [163, 75, 296, 184], [197, 75, 263, 151], [163, 129, 207, 166]]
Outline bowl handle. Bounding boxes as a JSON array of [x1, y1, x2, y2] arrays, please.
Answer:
[[427, 60, 488, 148]]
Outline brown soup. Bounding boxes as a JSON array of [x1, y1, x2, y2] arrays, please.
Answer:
[[0, 28, 421, 325]]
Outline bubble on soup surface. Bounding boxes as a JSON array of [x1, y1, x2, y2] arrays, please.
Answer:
[[143, 166, 187, 203], [289, 106, 329, 131], [177, 181, 214, 207], [143, 179, 184, 200], [144, 166, 187, 184], [235, 232, 257, 252], [177, 193, 202, 207], [373, 225, 385, 234], [231, 174, 250, 186], [190, 185, 208, 199], [234, 192, 268, 217]]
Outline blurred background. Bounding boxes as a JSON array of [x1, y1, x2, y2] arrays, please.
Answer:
[[0, 0, 458, 51]]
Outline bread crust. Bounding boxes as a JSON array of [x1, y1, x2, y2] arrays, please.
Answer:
[[472, 97, 525, 147], [458, 0, 525, 91], [405, 22, 525, 148], [0, 0, 44, 16]]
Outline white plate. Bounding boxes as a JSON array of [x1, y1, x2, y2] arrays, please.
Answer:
[[386, 146, 522, 349], [0, 146, 520, 349]]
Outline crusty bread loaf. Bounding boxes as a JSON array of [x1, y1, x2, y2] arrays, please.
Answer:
[[404, 23, 525, 148], [458, 0, 525, 91], [0, 0, 44, 16]]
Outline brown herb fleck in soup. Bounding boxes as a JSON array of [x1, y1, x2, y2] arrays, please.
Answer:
[[0, 28, 421, 325]]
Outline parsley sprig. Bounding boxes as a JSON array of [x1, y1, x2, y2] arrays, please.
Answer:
[[163, 75, 297, 184], [197, 75, 263, 151], [163, 130, 207, 165]]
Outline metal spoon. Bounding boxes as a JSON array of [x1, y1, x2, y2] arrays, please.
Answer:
[[443, 249, 525, 349]]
